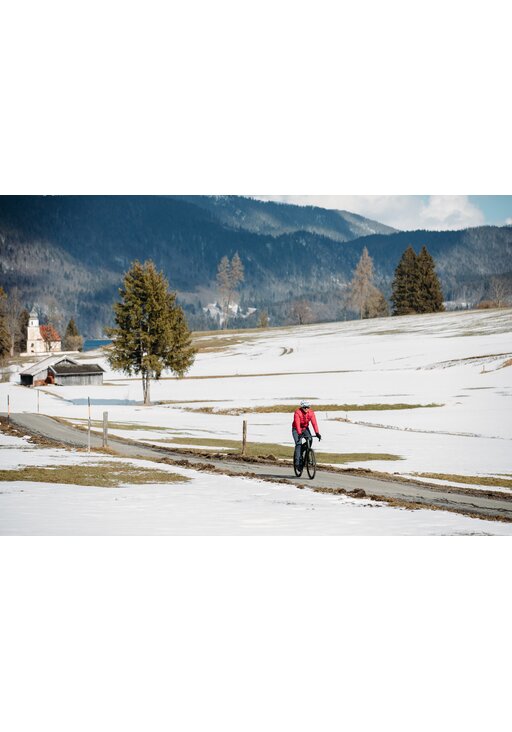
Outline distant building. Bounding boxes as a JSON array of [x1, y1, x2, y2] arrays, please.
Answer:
[[23, 310, 61, 355], [48, 362, 104, 386], [20, 356, 78, 386], [20, 356, 105, 387]]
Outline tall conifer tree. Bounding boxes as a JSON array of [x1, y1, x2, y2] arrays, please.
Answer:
[[63, 318, 84, 351], [416, 246, 445, 312], [391, 246, 420, 315], [106, 260, 196, 405]]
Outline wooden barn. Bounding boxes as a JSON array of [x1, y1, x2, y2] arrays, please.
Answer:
[[48, 362, 105, 386], [20, 356, 79, 386]]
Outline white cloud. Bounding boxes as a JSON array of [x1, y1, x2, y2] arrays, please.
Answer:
[[506, 217, 512, 225], [418, 196, 484, 230], [252, 195, 485, 231]]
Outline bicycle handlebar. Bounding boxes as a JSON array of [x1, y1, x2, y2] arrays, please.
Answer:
[[300, 432, 319, 443]]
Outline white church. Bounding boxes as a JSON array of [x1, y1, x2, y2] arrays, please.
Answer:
[[22, 310, 62, 355]]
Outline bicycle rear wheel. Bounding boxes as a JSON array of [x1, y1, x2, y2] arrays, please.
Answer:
[[306, 448, 316, 479]]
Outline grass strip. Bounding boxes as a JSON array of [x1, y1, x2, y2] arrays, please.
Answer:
[[190, 403, 443, 415], [0, 462, 189, 487], [154, 436, 402, 463], [72, 419, 174, 432], [416, 473, 512, 489]]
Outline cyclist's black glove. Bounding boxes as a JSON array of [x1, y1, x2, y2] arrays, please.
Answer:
[[316, 433, 322, 441]]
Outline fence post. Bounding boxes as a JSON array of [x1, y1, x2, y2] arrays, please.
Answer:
[[242, 419, 247, 456], [103, 411, 108, 448], [7, 394, 10, 425], [87, 396, 91, 454]]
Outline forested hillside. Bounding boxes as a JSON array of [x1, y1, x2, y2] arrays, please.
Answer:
[[0, 196, 511, 335], [176, 195, 396, 240]]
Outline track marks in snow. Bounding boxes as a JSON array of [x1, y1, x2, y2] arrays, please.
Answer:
[[339, 416, 511, 441]]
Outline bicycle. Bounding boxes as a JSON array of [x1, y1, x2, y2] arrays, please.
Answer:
[[293, 432, 317, 479]]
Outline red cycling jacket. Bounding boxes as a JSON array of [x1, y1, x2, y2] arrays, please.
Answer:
[[292, 408, 319, 435]]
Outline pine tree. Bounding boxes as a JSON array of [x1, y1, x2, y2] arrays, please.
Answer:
[[168, 303, 195, 377], [348, 247, 376, 319], [63, 318, 84, 351], [416, 246, 445, 313], [0, 288, 11, 361], [391, 246, 421, 315], [106, 260, 196, 405]]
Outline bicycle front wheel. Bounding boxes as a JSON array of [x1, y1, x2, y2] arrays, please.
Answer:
[[306, 448, 316, 479]]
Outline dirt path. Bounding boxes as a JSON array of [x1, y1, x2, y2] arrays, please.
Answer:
[[7, 412, 512, 522]]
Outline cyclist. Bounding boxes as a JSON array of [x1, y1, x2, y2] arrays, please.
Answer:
[[292, 400, 322, 471]]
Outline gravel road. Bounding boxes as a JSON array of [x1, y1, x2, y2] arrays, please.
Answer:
[[8, 412, 512, 522]]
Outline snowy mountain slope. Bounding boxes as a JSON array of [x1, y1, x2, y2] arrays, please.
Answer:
[[176, 195, 397, 241]]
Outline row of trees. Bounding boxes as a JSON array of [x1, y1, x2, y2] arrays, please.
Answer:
[[391, 246, 444, 315], [211, 246, 443, 327], [345, 245, 445, 319]]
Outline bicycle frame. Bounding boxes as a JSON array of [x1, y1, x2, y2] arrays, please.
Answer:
[[292, 430, 316, 478], [300, 432, 313, 462]]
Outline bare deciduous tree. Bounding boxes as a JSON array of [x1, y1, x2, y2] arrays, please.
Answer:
[[5, 288, 23, 356], [348, 247, 375, 319], [40, 324, 61, 352], [290, 299, 312, 325], [489, 277, 511, 308], [258, 310, 269, 328], [364, 287, 390, 318], [216, 252, 245, 328]]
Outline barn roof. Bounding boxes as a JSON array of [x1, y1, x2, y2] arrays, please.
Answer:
[[49, 363, 105, 376], [20, 356, 78, 377]]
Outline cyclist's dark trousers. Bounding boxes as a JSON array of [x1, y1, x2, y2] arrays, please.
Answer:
[[292, 427, 312, 468]]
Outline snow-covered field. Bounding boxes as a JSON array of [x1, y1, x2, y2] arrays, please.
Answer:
[[1, 432, 511, 535], [1, 308, 511, 534]]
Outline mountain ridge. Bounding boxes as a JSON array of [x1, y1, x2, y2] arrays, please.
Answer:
[[175, 195, 397, 241], [0, 196, 510, 335]]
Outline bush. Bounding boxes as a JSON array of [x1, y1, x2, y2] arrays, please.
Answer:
[[476, 300, 499, 309]]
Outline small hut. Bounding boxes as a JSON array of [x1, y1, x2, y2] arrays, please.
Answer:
[[20, 356, 78, 386], [48, 362, 105, 386]]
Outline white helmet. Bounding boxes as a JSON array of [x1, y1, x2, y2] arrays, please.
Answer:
[[300, 400, 311, 409]]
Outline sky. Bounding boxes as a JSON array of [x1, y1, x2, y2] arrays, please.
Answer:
[[252, 195, 512, 231]]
